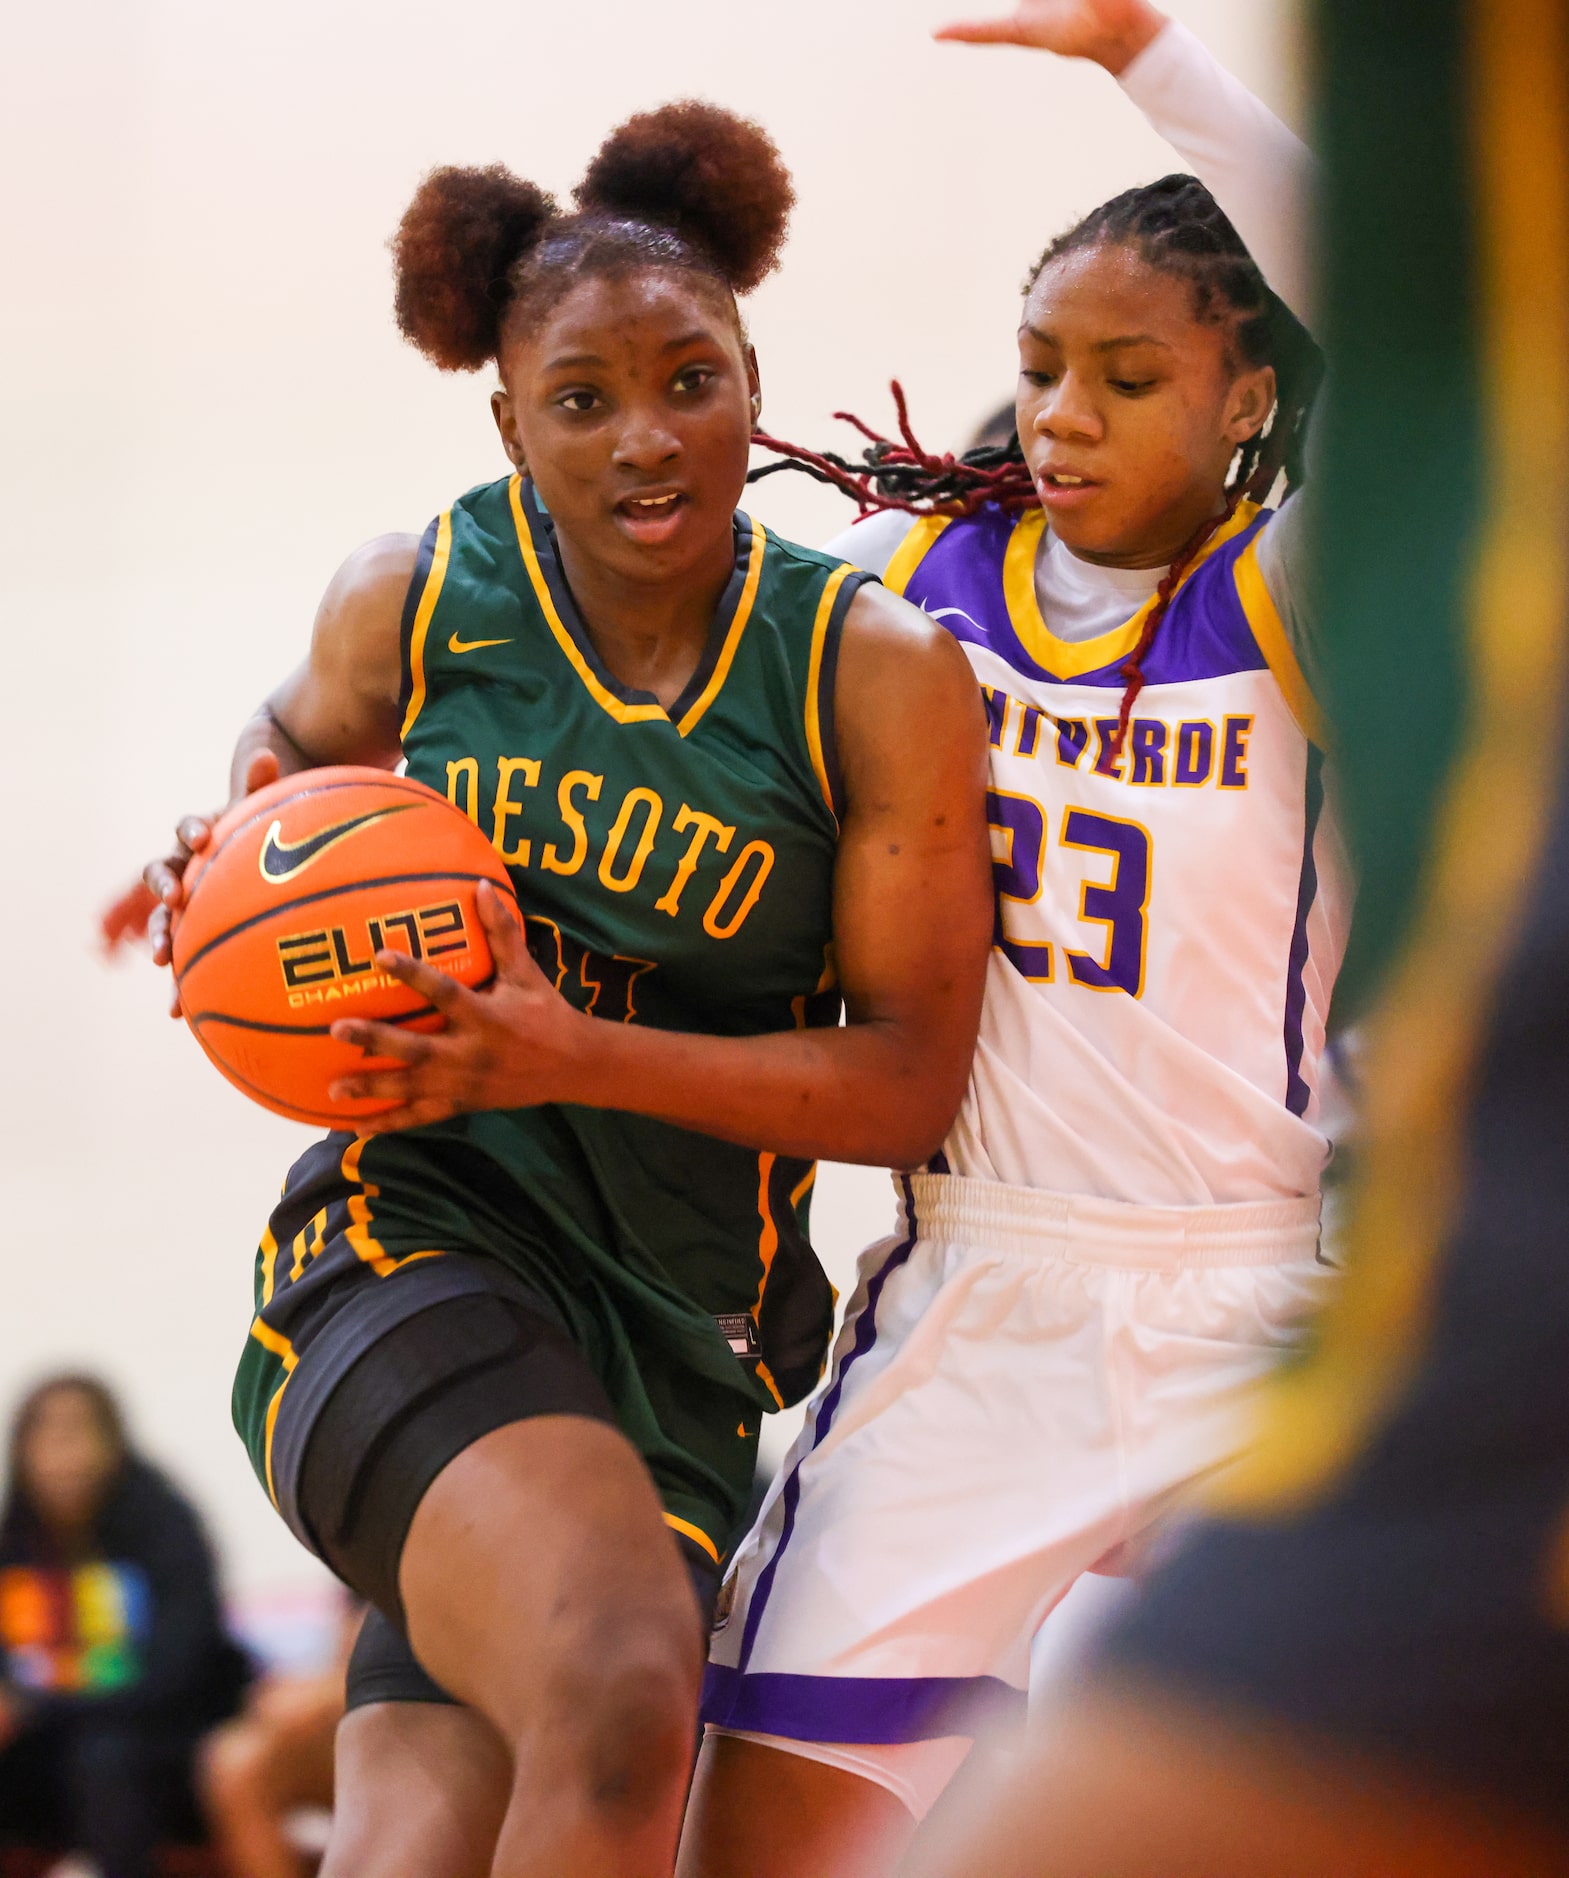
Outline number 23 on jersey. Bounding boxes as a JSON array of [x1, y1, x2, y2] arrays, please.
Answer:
[[989, 792, 1151, 998]]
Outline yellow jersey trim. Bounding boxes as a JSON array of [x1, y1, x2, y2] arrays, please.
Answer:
[[1207, 0, 1569, 1519], [339, 1136, 444, 1280], [400, 510, 454, 742], [248, 1317, 298, 1508], [1003, 502, 1261, 681], [749, 1152, 787, 1411], [674, 520, 767, 737], [882, 515, 953, 597], [664, 1513, 720, 1564], [804, 564, 855, 824], [258, 1226, 282, 1307], [508, 477, 668, 728], [1234, 535, 1328, 748]]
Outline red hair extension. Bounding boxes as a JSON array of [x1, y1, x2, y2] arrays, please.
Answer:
[[751, 382, 1037, 519], [1109, 492, 1245, 763]]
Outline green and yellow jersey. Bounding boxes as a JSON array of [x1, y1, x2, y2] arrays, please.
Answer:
[[234, 474, 871, 1563]]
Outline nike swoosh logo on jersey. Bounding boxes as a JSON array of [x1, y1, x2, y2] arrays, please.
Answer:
[[925, 605, 984, 633], [257, 805, 414, 883], [448, 632, 513, 654]]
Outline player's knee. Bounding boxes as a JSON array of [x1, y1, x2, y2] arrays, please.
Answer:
[[553, 1624, 698, 1828]]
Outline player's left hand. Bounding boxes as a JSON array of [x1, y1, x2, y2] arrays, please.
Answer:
[[933, 0, 1164, 72], [326, 882, 589, 1129]]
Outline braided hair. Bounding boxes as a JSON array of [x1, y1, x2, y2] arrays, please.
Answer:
[[392, 101, 794, 372], [751, 173, 1323, 752]]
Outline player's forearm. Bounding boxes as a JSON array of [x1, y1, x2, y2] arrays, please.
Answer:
[[1118, 18, 1316, 325], [563, 1014, 962, 1169]]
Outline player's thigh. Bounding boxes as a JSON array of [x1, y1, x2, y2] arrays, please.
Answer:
[[323, 1700, 510, 1878], [400, 1414, 705, 1746], [678, 1731, 917, 1878], [291, 1281, 708, 1812]]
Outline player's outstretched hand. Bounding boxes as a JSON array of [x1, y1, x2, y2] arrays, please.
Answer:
[[327, 882, 588, 1130], [101, 748, 283, 1015], [933, 0, 1165, 72]]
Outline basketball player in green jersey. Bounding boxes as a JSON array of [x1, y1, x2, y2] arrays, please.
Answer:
[[898, 0, 1569, 1871], [114, 105, 992, 1878]]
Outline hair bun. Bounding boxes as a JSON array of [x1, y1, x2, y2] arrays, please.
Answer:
[[575, 101, 793, 295], [393, 164, 558, 370]]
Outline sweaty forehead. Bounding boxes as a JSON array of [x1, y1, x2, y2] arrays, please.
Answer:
[[508, 269, 741, 375], [1022, 242, 1203, 347]]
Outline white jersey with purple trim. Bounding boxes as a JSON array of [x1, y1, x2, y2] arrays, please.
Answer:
[[872, 498, 1349, 1208]]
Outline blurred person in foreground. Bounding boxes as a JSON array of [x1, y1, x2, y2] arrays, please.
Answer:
[[901, 0, 1569, 1870], [0, 1376, 250, 1878], [201, 1599, 357, 1878]]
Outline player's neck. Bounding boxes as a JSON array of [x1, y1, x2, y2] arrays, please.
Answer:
[[554, 530, 738, 708]]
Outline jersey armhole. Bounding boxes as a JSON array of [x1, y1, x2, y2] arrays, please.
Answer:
[[1234, 534, 1329, 748], [398, 512, 452, 742], [805, 566, 874, 828]]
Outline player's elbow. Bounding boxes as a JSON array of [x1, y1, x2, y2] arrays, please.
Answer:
[[869, 1073, 967, 1171]]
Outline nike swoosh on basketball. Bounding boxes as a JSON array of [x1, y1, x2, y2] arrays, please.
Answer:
[[448, 631, 513, 654], [257, 806, 414, 883]]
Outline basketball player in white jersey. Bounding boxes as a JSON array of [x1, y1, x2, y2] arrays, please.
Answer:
[[679, 6, 1346, 1874]]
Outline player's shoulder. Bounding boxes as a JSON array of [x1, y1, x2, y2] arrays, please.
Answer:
[[318, 533, 423, 638], [839, 574, 979, 703]]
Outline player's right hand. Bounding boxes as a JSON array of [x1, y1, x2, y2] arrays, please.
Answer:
[[100, 748, 282, 1012], [933, 0, 1165, 73]]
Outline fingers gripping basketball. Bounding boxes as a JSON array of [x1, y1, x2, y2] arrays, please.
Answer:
[[170, 767, 522, 1126]]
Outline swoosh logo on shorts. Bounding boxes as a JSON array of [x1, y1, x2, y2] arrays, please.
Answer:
[[448, 632, 513, 654], [257, 805, 415, 883]]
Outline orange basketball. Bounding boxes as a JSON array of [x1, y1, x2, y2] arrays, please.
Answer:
[[172, 767, 520, 1127]]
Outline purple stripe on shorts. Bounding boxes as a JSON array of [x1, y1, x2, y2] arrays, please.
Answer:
[[728, 1178, 920, 1682], [701, 1664, 1026, 1745]]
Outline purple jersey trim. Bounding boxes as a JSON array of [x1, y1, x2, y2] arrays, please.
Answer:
[[1283, 745, 1326, 1116], [902, 506, 1274, 689], [701, 1664, 1026, 1745]]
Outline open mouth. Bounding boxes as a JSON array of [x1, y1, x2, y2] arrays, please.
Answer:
[[614, 488, 690, 540], [1036, 469, 1102, 507]]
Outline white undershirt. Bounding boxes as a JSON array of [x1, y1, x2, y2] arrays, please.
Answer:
[[823, 508, 1161, 643]]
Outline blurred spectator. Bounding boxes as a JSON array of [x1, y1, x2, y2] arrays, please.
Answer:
[[200, 1600, 358, 1878], [0, 1376, 251, 1878]]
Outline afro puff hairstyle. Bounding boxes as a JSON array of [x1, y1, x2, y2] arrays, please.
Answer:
[[392, 101, 793, 372]]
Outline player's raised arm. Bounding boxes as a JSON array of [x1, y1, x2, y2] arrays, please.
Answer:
[[935, 0, 1316, 326], [934, 0, 1165, 70]]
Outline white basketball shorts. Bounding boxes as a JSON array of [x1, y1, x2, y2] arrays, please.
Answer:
[[702, 1170, 1332, 1818]]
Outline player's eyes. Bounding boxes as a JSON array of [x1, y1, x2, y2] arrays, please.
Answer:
[[1021, 370, 1058, 388], [672, 366, 717, 395], [1108, 378, 1159, 396], [556, 389, 601, 414]]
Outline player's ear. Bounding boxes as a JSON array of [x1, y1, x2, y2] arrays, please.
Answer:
[[1224, 362, 1276, 445], [746, 345, 762, 430], [492, 385, 528, 472]]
